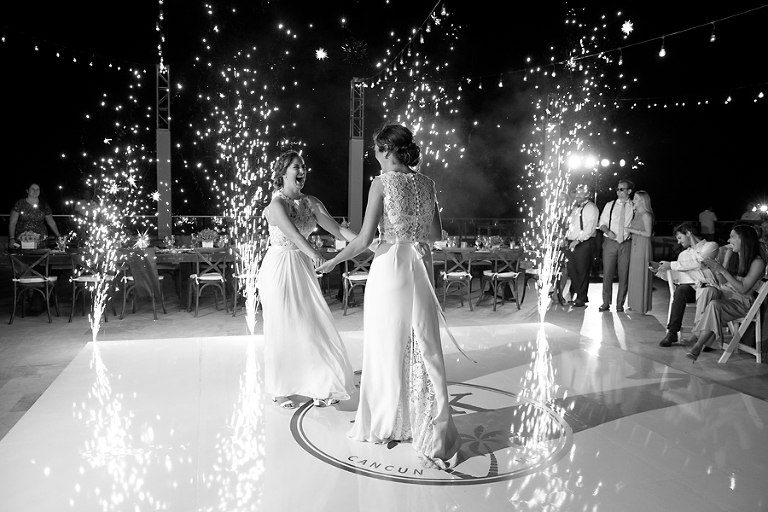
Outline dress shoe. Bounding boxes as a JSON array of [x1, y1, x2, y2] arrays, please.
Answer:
[[616, 305, 625, 313], [573, 299, 586, 307], [659, 332, 678, 347], [598, 304, 610, 312]]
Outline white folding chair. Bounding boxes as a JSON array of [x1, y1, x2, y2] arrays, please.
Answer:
[[718, 279, 768, 363]]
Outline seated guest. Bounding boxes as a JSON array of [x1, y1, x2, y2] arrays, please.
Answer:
[[655, 222, 719, 347], [686, 225, 766, 361]]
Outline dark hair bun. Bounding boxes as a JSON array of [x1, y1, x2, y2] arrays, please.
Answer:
[[394, 142, 421, 167]]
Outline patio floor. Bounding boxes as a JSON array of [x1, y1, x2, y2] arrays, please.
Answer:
[[1, 273, 767, 511]]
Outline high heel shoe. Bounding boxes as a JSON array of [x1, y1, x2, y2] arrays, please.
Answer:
[[685, 346, 702, 363], [313, 398, 340, 407]]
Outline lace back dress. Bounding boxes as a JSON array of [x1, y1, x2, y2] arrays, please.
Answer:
[[348, 172, 461, 469], [257, 192, 354, 401]]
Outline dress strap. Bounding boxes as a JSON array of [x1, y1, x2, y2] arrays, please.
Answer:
[[411, 243, 477, 363]]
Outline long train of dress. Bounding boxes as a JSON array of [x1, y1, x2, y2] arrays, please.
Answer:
[[348, 241, 461, 468]]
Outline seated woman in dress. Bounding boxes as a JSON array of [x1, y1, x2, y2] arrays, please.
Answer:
[[8, 182, 61, 248], [686, 224, 766, 361]]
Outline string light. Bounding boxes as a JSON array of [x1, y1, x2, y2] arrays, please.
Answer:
[[710, 22, 716, 43], [659, 37, 666, 57]]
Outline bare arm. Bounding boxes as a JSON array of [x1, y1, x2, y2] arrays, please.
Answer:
[[8, 210, 19, 241], [628, 212, 653, 237], [704, 257, 766, 295], [45, 215, 61, 238], [306, 195, 356, 241], [266, 197, 323, 266], [429, 200, 442, 243], [317, 178, 384, 272]]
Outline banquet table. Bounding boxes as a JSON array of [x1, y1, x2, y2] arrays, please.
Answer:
[[3, 249, 236, 313]]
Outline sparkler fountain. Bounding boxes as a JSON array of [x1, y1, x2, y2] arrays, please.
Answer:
[[514, 9, 637, 456]]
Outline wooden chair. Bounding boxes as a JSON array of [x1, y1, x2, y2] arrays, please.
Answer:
[[342, 251, 373, 315], [120, 248, 167, 320], [69, 253, 117, 323], [187, 248, 229, 317], [230, 245, 267, 317], [6, 249, 60, 324], [476, 249, 521, 311], [441, 249, 472, 311], [718, 279, 768, 363]]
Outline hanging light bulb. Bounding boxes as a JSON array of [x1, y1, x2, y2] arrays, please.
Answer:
[[710, 23, 716, 43], [498, 77, 503, 87], [659, 37, 666, 57], [618, 49, 623, 66]]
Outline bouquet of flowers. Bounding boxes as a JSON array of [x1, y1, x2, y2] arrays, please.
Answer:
[[18, 231, 41, 249], [195, 228, 219, 247], [489, 235, 504, 248]]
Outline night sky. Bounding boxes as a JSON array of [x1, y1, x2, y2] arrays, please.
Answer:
[[2, 0, 767, 231]]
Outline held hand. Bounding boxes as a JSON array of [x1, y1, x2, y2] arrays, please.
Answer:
[[316, 259, 336, 274], [702, 257, 725, 274], [311, 253, 326, 270]]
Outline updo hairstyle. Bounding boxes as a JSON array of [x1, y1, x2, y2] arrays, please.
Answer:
[[271, 150, 301, 191], [373, 124, 421, 168]]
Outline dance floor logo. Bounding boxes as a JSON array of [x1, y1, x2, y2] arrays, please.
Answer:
[[291, 382, 572, 485]]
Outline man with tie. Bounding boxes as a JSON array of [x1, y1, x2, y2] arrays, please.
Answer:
[[598, 179, 635, 312], [565, 182, 599, 307]]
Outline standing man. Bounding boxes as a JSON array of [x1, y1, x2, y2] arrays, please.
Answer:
[[565, 183, 599, 307], [598, 179, 635, 312], [698, 206, 717, 241], [655, 223, 719, 346]]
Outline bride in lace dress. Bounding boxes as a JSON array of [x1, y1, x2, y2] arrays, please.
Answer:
[[318, 125, 461, 469], [258, 150, 356, 409]]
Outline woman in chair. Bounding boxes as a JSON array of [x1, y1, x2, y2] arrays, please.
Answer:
[[258, 150, 356, 409], [686, 224, 766, 361]]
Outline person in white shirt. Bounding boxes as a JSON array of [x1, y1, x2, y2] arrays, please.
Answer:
[[698, 206, 717, 241], [565, 183, 599, 307], [655, 222, 719, 347], [597, 179, 635, 312]]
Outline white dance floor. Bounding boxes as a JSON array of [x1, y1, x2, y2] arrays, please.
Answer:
[[1, 323, 766, 511]]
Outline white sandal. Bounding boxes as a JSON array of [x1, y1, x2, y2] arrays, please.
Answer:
[[312, 398, 340, 407], [272, 396, 294, 409]]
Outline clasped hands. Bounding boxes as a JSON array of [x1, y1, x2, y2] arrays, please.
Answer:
[[701, 257, 725, 275], [316, 258, 336, 274]]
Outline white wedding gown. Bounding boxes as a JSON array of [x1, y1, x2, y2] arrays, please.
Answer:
[[348, 172, 461, 469], [258, 191, 354, 401]]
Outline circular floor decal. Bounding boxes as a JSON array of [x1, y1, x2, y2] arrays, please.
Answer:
[[291, 382, 572, 485]]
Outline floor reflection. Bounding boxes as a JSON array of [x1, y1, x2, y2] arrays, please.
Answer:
[[0, 324, 767, 512]]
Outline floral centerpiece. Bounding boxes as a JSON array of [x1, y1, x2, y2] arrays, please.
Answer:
[[489, 235, 504, 249], [196, 228, 219, 247], [18, 231, 42, 249]]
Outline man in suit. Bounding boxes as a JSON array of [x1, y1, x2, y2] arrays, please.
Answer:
[[565, 183, 599, 307], [598, 179, 635, 312]]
